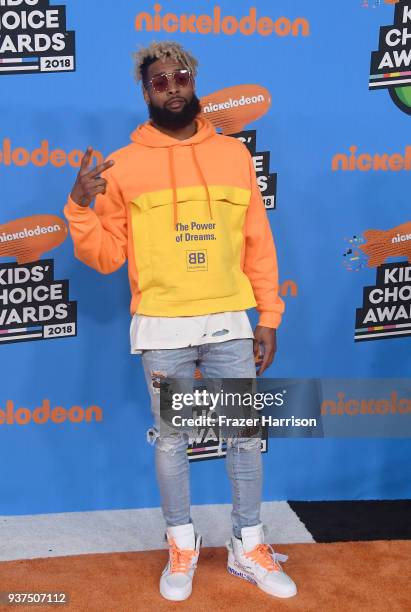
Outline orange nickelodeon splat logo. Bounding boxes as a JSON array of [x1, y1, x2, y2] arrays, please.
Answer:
[[201, 85, 271, 135], [360, 221, 411, 266], [0, 215, 67, 264]]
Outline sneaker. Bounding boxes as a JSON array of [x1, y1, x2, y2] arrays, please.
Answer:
[[159, 523, 201, 601], [226, 523, 297, 598]]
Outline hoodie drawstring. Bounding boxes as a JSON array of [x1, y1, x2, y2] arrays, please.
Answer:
[[168, 146, 178, 229], [191, 144, 213, 222], [168, 144, 213, 229]]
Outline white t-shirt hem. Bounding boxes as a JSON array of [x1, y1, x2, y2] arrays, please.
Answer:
[[129, 310, 254, 355]]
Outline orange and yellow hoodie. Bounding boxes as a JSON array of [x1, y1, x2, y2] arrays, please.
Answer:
[[63, 115, 285, 328]]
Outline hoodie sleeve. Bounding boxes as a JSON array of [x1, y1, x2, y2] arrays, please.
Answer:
[[242, 150, 285, 329], [63, 166, 127, 274]]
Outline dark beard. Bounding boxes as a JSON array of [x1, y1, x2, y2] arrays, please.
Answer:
[[148, 94, 202, 130]]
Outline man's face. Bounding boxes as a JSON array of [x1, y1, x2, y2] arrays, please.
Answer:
[[143, 57, 201, 130]]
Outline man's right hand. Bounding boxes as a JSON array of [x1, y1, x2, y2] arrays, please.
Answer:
[[70, 147, 115, 208]]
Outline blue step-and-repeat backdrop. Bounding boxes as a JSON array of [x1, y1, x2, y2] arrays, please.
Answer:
[[1, 0, 410, 515]]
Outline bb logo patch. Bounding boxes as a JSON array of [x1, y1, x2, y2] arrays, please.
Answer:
[[186, 250, 208, 271]]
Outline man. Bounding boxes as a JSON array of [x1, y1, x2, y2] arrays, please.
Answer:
[[64, 41, 296, 602]]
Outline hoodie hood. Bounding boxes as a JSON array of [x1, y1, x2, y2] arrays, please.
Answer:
[[130, 115, 217, 228], [130, 113, 216, 147]]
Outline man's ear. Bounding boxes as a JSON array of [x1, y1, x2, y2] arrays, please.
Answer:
[[142, 85, 150, 105]]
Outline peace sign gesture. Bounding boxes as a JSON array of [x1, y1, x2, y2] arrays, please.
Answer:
[[70, 147, 115, 208]]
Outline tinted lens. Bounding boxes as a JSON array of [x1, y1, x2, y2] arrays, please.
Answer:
[[173, 70, 191, 87], [151, 74, 169, 92]]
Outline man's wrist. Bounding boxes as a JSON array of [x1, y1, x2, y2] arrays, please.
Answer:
[[69, 192, 87, 208], [67, 193, 88, 208]]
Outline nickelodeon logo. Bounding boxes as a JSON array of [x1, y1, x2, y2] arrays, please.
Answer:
[[360, 221, 411, 267], [321, 391, 411, 416], [135, 4, 310, 37], [0, 139, 104, 168], [200, 85, 270, 135], [0, 215, 67, 263], [332, 146, 411, 171], [392, 231, 411, 244], [0, 400, 103, 426]]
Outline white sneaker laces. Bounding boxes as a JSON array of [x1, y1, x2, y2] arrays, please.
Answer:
[[262, 524, 288, 564], [244, 542, 288, 572]]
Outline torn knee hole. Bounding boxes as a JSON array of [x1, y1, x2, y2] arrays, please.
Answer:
[[149, 370, 167, 395], [146, 427, 160, 445]]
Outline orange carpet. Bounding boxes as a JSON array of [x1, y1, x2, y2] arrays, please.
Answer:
[[1, 541, 410, 612]]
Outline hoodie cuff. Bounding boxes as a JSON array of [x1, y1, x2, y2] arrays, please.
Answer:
[[258, 311, 282, 329], [64, 195, 93, 219]]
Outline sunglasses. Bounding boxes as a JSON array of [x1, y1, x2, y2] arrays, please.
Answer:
[[146, 68, 192, 93]]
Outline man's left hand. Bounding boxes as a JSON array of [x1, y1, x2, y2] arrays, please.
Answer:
[[253, 326, 277, 376]]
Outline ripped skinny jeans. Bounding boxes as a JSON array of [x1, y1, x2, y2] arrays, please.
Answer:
[[141, 338, 262, 540]]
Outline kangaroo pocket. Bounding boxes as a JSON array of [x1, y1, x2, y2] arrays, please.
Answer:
[[130, 185, 251, 303]]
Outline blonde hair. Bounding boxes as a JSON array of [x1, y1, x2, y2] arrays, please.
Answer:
[[133, 40, 199, 84]]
